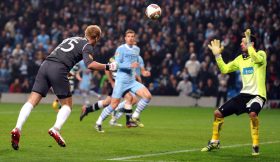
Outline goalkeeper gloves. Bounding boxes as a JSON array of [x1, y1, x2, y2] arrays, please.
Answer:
[[208, 39, 224, 56], [244, 29, 252, 47]]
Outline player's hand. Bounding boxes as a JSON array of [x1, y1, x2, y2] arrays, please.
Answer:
[[208, 39, 224, 55], [131, 62, 139, 68], [107, 62, 118, 71], [244, 29, 252, 47], [142, 71, 151, 77]]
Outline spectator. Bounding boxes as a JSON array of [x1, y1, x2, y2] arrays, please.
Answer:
[[9, 78, 22, 93], [177, 76, 192, 96], [203, 78, 217, 97], [21, 78, 31, 93], [185, 53, 201, 84], [0, 61, 11, 92]]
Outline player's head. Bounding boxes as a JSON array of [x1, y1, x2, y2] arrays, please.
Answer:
[[124, 29, 136, 45], [85, 25, 102, 46]]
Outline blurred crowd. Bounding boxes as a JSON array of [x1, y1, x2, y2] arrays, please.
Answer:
[[0, 0, 279, 103]]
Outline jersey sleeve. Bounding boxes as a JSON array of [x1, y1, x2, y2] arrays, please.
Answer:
[[82, 44, 94, 67], [215, 56, 239, 74], [248, 47, 266, 64], [114, 47, 131, 70], [138, 56, 144, 68]]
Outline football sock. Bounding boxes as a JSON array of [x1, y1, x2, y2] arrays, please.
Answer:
[[114, 108, 125, 120], [124, 104, 132, 124], [211, 117, 224, 142], [96, 105, 113, 125], [250, 116, 259, 146], [98, 100, 104, 108], [15, 102, 33, 131], [132, 98, 150, 119], [125, 109, 132, 124], [53, 105, 71, 131], [89, 100, 103, 112]]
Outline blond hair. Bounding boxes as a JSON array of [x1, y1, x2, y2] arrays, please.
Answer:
[[85, 25, 102, 40], [125, 29, 135, 36]]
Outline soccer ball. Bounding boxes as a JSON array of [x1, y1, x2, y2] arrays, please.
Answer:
[[145, 4, 162, 20]]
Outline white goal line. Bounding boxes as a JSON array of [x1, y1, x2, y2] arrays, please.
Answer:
[[107, 141, 280, 161]]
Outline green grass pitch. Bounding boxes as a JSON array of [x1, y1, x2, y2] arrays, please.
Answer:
[[0, 103, 279, 162]]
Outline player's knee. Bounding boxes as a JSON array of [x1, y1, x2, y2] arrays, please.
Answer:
[[110, 100, 119, 109], [214, 110, 223, 118], [103, 98, 111, 106], [144, 91, 152, 100], [249, 112, 258, 118]]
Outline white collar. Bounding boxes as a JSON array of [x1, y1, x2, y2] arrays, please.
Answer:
[[124, 44, 134, 50]]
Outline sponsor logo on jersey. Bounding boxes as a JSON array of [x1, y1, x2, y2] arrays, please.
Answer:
[[242, 67, 254, 75]]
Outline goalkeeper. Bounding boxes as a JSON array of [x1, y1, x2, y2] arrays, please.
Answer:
[[201, 29, 267, 156]]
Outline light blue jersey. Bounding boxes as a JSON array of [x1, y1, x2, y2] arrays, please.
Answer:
[[134, 56, 144, 77], [115, 44, 140, 82], [112, 44, 144, 98]]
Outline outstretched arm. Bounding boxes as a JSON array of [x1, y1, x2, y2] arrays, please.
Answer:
[[245, 29, 266, 64], [208, 39, 239, 74]]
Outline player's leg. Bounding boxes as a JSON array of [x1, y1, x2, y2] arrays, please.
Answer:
[[123, 92, 138, 127], [48, 96, 72, 147], [247, 96, 264, 156], [201, 109, 224, 152], [11, 61, 50, 150], [95, 97, 120, 132], [80, 96, 111, 121], [11, 92, 43, 150], [249, 111, 260, 155], [95, 82, 126, 132], [47, 61, 72, 147], [109, 100, 126, 127], [131, 82, 152, 127], [201, 95, 243, 152]]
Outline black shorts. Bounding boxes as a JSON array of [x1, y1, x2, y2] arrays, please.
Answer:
[[218, 94, 266, 117], [32, 60, 71, 99]]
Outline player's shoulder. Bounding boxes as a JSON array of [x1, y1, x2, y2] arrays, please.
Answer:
[[116, 44, 126, 53], [133, 45, 140, 51], [82, 40, 93, 52], [235, 54, 244, 61], [117, 44, 125, 50]]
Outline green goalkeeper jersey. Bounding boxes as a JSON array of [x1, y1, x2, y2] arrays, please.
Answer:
[[215, 46, 267, 99]]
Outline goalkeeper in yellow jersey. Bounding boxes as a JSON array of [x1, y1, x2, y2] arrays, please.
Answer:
[[201, 29, 267, 156]]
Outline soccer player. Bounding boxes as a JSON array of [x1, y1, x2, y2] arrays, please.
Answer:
[[80, 56, 142, 128], [201, 29, 267, 156], [95, 29, 152, 132], [10, 25, 117, 150]]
